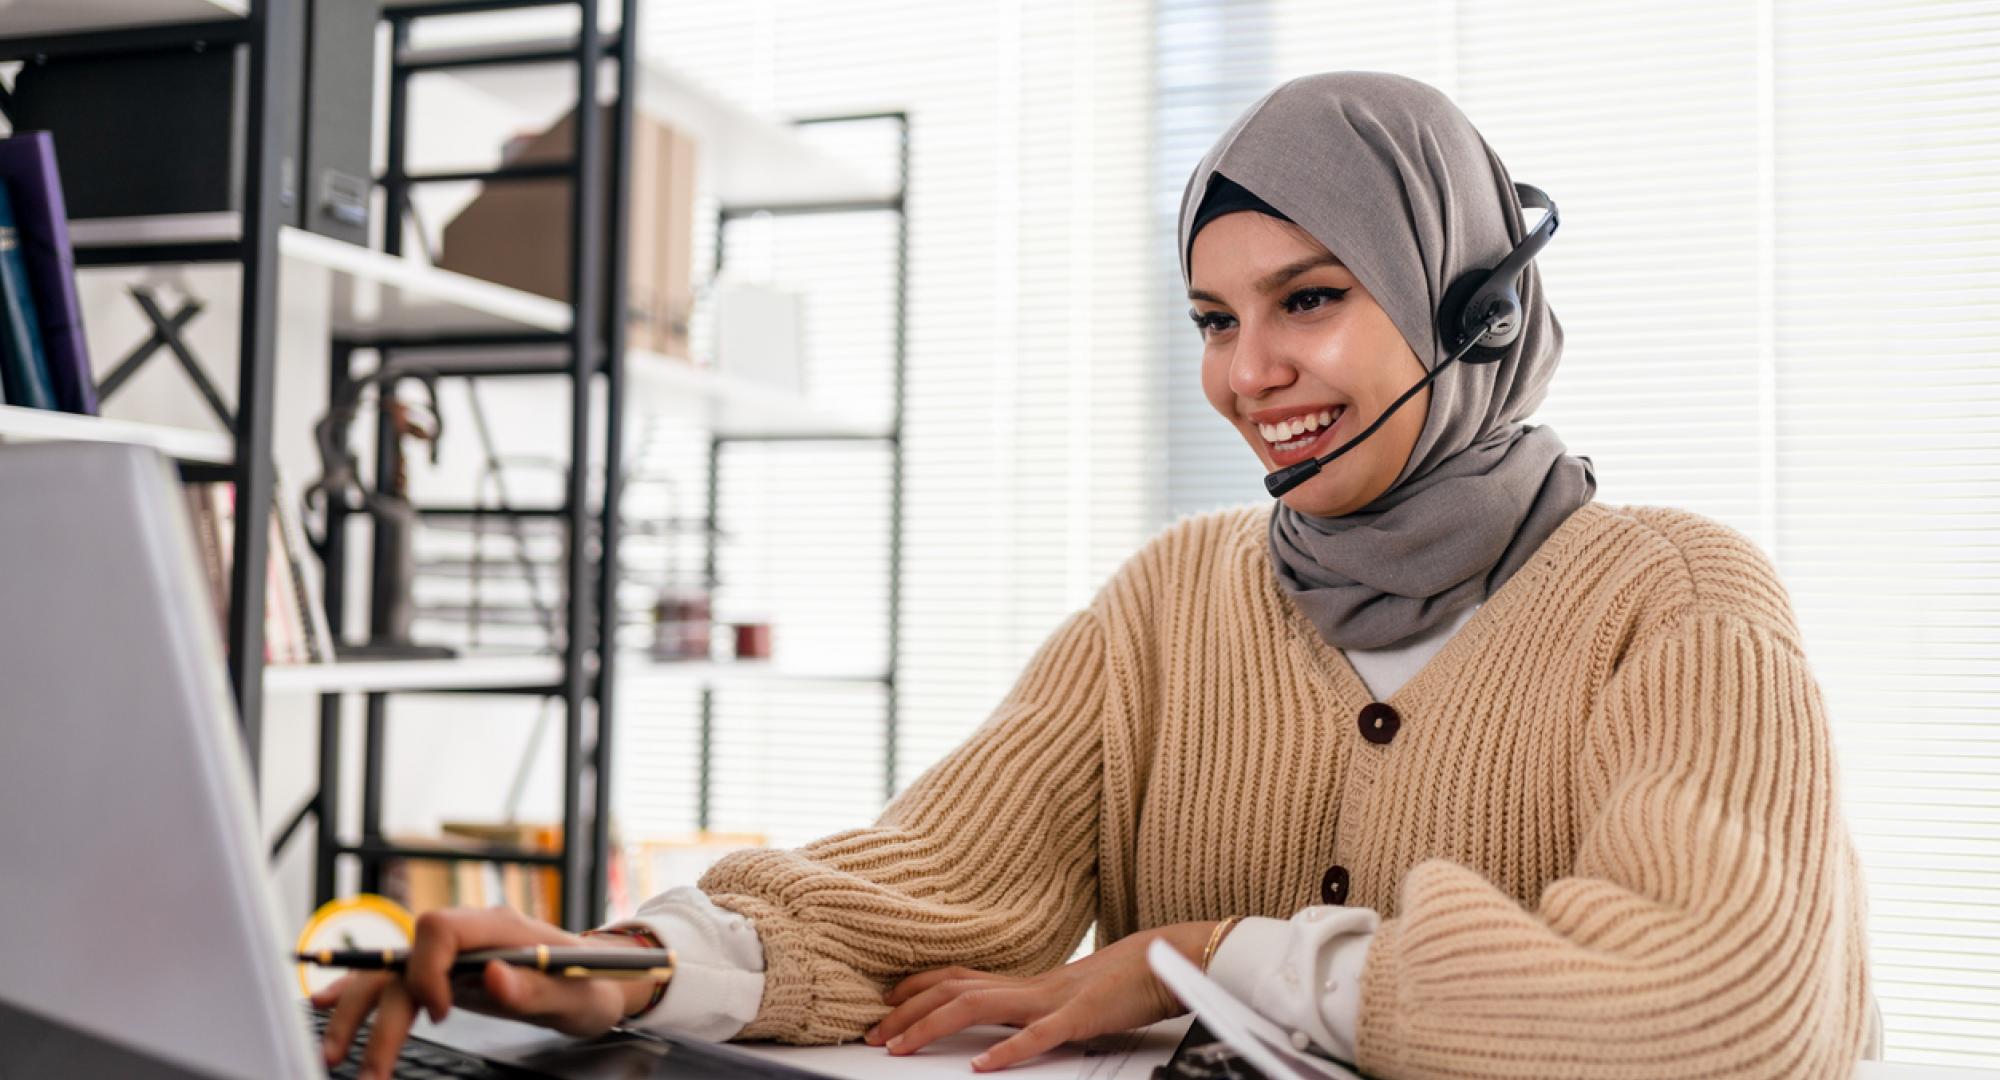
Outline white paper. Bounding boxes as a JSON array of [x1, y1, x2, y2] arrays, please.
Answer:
[[1147, 938, 1362, 1080], [729, 1015, 1195, 1079]]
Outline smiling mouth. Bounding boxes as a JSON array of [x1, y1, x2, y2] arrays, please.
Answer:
[[1257, 406, 1346, 464]]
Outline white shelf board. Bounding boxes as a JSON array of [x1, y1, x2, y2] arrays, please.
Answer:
[[72, 217, 574, 339], [400, 39, 898, 210], [264, 655, 566, 694], [383, 344, 885, 437], [265, 654, 881, 693], [0, 0, 245, 37], [626, 350, 888, 438], [623, 657, 890, 688], [0, 404, 233, 464], [279, 228, 574, 339]]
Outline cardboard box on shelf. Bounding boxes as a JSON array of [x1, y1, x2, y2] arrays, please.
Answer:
[[440, 106, 697, 358]]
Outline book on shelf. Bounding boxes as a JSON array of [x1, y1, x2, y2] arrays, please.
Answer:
[[180, 478, 332, 666], [0, 132, 95, 415], [0, 180, 56, 411], [380, 822, 565, 924]]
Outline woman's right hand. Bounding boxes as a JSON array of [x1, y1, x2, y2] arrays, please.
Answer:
[[310, 906, 655, 1080]]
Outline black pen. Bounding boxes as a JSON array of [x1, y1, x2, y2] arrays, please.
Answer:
[[296, 945, 676, 981]]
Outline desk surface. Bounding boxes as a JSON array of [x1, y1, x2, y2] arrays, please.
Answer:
[[419, 1009, 1189, 1079], [419, 1009, 2000, 1080]]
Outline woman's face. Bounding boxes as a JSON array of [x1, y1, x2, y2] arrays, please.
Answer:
[[1190, 211, 1430, 518]]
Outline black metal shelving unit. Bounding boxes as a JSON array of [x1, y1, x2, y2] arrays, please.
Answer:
[[0, 2, 293, 779], [306, 0, 638, 929], [1, 0, 909, 934]]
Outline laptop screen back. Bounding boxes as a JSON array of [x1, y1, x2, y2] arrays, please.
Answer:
[[0, 442, 319, 1079]]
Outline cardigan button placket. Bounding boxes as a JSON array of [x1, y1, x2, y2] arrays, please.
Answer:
[[1358, 702, 1401, 745]]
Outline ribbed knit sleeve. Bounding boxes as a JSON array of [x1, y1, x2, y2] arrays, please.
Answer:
[[1354, 607, 1872, 1078], [695, 606, 1108, 1045]]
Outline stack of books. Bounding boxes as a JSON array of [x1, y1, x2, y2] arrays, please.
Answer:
[[381, 822, 567, 922], [0, 132, 96, 416], [181, 476, 333, 665]]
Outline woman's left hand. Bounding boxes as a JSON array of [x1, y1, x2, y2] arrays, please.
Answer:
[[864, 921, 1220, 1072]]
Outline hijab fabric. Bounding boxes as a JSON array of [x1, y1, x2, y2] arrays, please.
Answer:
[[1178, 72, 1597, 651]]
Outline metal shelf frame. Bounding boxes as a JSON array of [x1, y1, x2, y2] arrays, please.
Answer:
[[697, 112, 910, 826], [0, 5, 291, 780], [306, 0, 637, 930]]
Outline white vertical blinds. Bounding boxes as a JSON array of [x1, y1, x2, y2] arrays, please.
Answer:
[[1158, 0, 2000, 1066]]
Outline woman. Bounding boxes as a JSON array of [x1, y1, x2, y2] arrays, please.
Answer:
[[322, 71, 1878, 1079]]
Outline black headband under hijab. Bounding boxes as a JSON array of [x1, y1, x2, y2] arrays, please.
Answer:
[[1186, 174, 1292, 268]]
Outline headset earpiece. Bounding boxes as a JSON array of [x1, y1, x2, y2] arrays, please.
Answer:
[[1432, 181, 1560, 368], [1437, 268, 1518, 366]]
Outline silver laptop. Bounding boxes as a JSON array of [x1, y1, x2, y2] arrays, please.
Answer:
[[0, 442, 830, 1080]]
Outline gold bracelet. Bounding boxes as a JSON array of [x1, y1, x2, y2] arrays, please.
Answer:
[[1201, 915, 1245, 973], [582, 925, 672, 1018]]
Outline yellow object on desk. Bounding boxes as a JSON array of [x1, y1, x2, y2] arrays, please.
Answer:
[[294, 894, 416, 996]]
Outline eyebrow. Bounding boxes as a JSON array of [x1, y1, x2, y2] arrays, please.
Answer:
[[1187, 253, 1345, 304]]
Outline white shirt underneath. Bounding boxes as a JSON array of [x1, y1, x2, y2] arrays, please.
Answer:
[[613, 601, 1483, 1056]]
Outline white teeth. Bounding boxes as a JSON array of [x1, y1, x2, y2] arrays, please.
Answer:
[[1258, 407, 1341, 445]]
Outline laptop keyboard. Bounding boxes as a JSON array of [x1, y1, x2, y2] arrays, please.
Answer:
[[306, 1005, 536, 1079]]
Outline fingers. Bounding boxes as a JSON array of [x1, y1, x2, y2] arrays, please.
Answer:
[[884, 965, 981, 1006], [884, 984, 1042, 1057], [971, 1006, 1083, 1072], [357, 979, 419, 1080], [320, 974, 389, 1069], [480, 958, 627, 1037], [308, 974, 351, 1011], [868, 978, 984, 1046], [406, 906, 550, 1024]]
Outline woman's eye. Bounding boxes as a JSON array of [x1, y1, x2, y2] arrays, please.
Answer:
[[1189, 309, 1234, 336], [1285, 286, 1348, 314]]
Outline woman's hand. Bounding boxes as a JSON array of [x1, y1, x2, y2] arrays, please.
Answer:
[[865, 921, 1220, 1072], [309, 906, 655, 1080]]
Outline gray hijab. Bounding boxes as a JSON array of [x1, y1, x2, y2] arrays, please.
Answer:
[[1178, 71, 1596, 652]]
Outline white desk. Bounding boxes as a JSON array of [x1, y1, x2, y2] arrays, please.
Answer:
[[420, 1008, 2000, 1079], [419, 1009, 1187, 1079]]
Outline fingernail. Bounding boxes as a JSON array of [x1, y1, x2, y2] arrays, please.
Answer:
[[887, 1035, 906, 1052], [972, 1053, 992, 1070]]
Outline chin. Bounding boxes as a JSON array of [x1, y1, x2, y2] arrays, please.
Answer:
[[1240, 429, 1366, 517], [1266, 465, 1362, 517], [1278, 489, 1356, 518]]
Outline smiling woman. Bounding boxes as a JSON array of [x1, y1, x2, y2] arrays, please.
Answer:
[[324, 70, 1880, 1080]]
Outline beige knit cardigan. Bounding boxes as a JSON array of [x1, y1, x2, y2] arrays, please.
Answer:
[[697, 500, 1876, 1077]]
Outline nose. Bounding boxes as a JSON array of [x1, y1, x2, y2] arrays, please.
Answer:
[[1227, 317, 1297, 400]]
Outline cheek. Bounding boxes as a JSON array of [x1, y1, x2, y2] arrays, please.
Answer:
[[1200, 349, 1234, 418]]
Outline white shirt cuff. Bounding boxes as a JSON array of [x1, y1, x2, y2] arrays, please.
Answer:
[[607, 886, 767, 1041], [1204, 906, 1380, 1064]]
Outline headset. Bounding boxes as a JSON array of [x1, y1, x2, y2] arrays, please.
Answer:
[[1264, 182, 1560, 498]]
